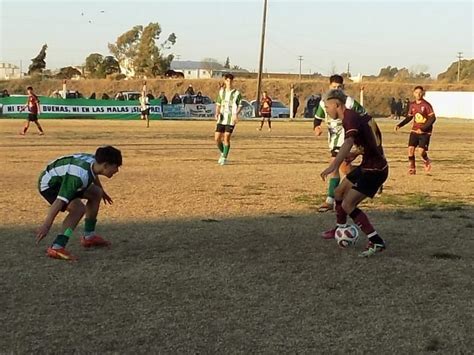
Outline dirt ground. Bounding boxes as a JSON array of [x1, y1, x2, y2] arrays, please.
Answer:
[[0, 118, 473, 353]]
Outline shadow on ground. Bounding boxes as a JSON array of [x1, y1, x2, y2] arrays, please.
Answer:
[[1, 208, 473, 353]]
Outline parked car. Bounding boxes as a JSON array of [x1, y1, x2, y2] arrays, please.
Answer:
[[179, 94, 214, 105], [120, 91, 141, 101], [250, 99, 290, 118]]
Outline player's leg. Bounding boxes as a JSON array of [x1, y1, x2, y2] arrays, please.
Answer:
[[319, 153, 340, 212], [221, 129, 233, 164], [267, 117, 272, 131], [215, 128, 225, 164], [258, 119, 263, 131], [321, 177, 353, 239], [408, 132, 418, 174], [80, 184, 110, 247], [34, 120, 44, 135], [419, 135, 432, 172], [21, 118, 31, 135]]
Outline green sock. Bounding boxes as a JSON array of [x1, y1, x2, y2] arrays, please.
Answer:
[[223, 144, 230, 158], [84, 218, 97, 237], [218, 142, 224, 154], [52, 234, 69, 249], [328, 178, 340, 198]]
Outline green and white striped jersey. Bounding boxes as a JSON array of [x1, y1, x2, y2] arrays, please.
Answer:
[[314, 96, 366, 137], [216, 88, 242, 125], [38, 153, 96, 203]]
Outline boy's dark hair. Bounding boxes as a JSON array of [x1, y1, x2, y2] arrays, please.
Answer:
[[95, 145, 122, 166], [329, 75, 344, 85], [27, 86, 33, 90], [223, 73, 234, 80], [414, 85, 424, 91]]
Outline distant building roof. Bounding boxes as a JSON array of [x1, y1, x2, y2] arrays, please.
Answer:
[[0, 62, 20, 69], [171, 60, 224, 71]]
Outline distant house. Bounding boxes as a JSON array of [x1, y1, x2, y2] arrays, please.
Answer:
[[0, 62, 22, 80], [170, 60, 224, 79]]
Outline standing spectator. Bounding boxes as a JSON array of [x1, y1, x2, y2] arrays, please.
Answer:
[[147, 91, 155, 100], [101, 93, 110, 100], [19, 86, 44, 136], [257, 91, 273, 131], [395, 98, 403, 120], [183, 94, 193, 105], [395, 86, 436, 174], [158, 92, 168, 105], [115, 92, 125, 101], [402, 97, 410, 117], [389, 97, 396, 119], [171, 93, 182, 105], [2, 89, 10, 97], [185, 84, 195, 96], [194, 91, 204, 104], [214, 73, 242, 166], [305, 94, 321, 118], [89, 92, 96, 99], [292, 94, 300, 118]]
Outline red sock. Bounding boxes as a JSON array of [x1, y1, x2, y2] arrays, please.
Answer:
[[349, 208, 375, 235], [336, 200, 347, 225]]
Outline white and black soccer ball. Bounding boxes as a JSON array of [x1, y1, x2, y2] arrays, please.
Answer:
[[335, 225, 359, 248]]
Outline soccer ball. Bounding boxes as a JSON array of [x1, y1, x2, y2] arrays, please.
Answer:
[[335, 225, 359, 248]]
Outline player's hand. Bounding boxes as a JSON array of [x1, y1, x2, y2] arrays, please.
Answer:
[[314, 126, 322, 136], [102, 191, 113, 205], [394, 125, 400, 132], [35, 223, 51, 244], [321, 164, 336, 181]]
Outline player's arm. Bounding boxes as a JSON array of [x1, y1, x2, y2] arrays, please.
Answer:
[[234, 93, 243, 123], [321, 136, 355, 180], [36, 199, 66, 244], [313, 104, 325, 135], [215, 93, 222, 120], [347, 97, 367, 116], [395, 115, 413, 131], [36, 97, 41, 115], [94, 176, 113, 204]]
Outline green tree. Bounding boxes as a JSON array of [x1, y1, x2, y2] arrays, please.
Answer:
[[85, 54, 120, 78], [55, 66, 82, 79], [108, 23, 176, 77]]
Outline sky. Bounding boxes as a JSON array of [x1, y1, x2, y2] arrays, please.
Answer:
[[0, 0, 472, 77]]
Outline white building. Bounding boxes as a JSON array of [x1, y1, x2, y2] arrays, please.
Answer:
[[0, 62, 21, 80], [171, 61, 223, 79]]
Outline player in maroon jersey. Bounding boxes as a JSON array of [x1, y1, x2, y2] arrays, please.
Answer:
[[320, 89, 388, 257], [257, 91, 272, 131], [20, 86, 44, 135], [395, 86, 436, 174]]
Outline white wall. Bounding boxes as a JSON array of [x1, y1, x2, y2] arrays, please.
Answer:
[[425, 91, 473, 119]]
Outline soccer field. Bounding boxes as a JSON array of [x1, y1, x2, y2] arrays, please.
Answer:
[[0, 118, 473, 353]]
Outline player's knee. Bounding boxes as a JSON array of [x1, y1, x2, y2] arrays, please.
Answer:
[[87, 184, 103, 200], [341, 199, 355, 214], [68, 200, 86, 216]]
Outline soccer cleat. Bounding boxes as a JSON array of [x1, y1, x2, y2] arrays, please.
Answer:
[[408, 168, 416, 175], [321, 228, 337, 240], [46, 247, 78, 261], [257, 127, 262, 131], [318, 202, 334, 213], [218, 158, 227, 166], [80, 235, 111, 248], [359, 241, 386, 257], [39, 132, 45, 136], [423, 159, 432, 172], [218, 155, 225, 165]]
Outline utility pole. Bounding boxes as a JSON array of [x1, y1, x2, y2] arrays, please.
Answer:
[[255, 0, 268, 118], [297, 55, 303, 80], [175, 54, 181, 61], [457, 52, 463, 82], [347, 62, 350, 77]]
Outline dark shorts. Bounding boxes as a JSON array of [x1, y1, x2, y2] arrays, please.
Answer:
[[216, 123, 235, 134], [40, 186, 85, 212], [261, 112, 271, 119], [28, 113, 38, 122], [141, 108, 150, 115], [346, 166, 389, 198], [408, 132, 431, 150]]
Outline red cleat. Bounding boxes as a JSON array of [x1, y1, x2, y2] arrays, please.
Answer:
[[80, 235, 111, 248], [321, 228, 337, 240], [423, 159, 432, 172], [46, 247, 78, 261]]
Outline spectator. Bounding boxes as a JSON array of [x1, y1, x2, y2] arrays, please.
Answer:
[[158, 92, 168, 105], [395, 98, 403, 120], [2, 89, 10, 97], [115, 92, 125, 101], [171, 93, 182, 105], [183, 94, 193, 105], [292, 94, 300, 118], [101, 93, 110, 100], [194, 91, 204, 104], [389, 97, 396, 119], [147, 91, 155, 100], [305, 94, 321, 118], [185, 84, 195, 96], [50, 90, 61, 98], [402, 97, 410, 117], [89, 92, 96, 100]]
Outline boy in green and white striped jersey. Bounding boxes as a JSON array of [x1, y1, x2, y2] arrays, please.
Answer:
[[36, 146, 122, 260], [214, 73, 243, 165]]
